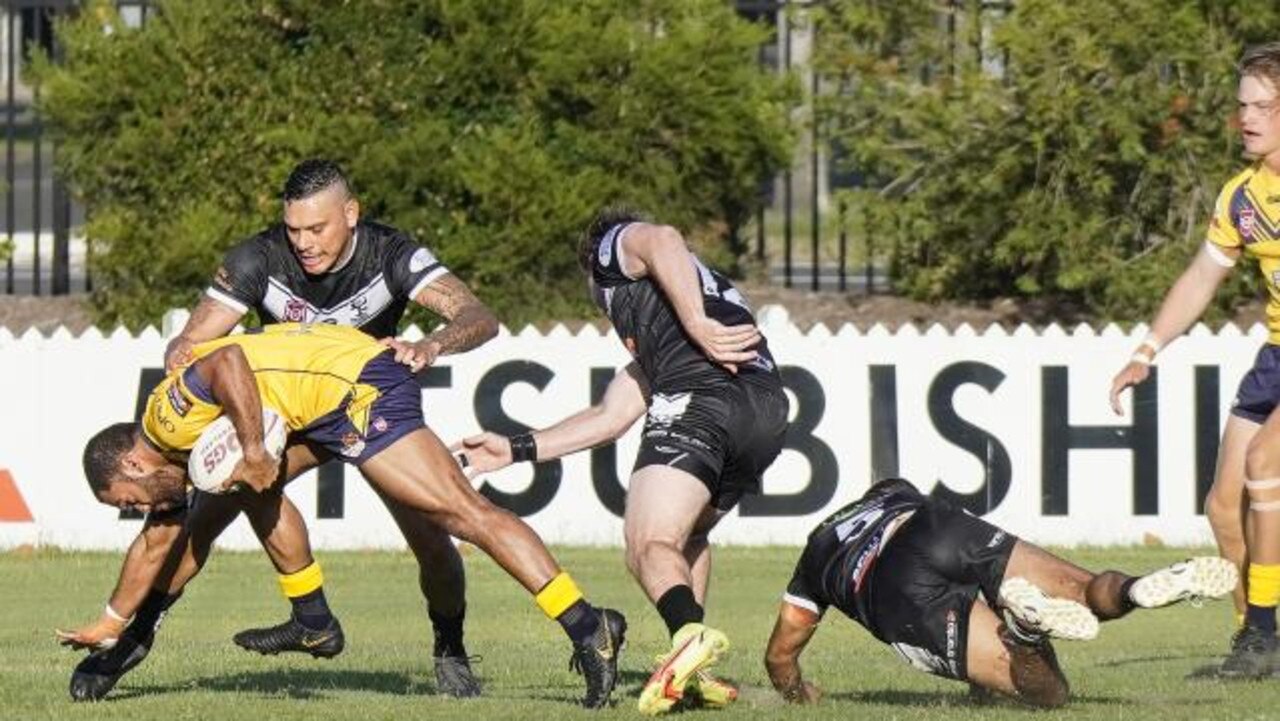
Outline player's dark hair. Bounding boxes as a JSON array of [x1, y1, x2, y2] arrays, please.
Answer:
[[282, 158, 352, 203], [1241, 43, 1280, 90], [578, 205, 648, 272], [82, 422, 137, 495]]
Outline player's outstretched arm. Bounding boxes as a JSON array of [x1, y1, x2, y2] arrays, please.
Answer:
[[384, 275, 500, 373], [453, 362, 648, 473], [192, 346, 277, 492], [617, 223, 760, 372], [765, 602, 822, 704], [55, 514, 184, 650], [164, 295, 246, 372], [1108, 244, 1237, 415]]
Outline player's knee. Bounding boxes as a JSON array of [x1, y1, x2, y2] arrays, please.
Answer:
[[1204, 488, 1243, 535], [624, 536, 674, 578], [1244, 442, 1280, 485]]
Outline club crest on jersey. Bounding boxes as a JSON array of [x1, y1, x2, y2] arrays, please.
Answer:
[[283, 298, 309, 322], [1240, 207, 1257, 240]]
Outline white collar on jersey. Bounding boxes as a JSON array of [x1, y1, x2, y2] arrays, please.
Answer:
[[327, 227, 360, 274]]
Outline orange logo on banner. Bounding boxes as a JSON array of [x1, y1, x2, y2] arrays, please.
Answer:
[[0, 469, 33, 522]]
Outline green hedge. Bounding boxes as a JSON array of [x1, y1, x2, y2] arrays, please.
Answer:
[[36, 0, 794, 328], [814, 0, 1280, 321]]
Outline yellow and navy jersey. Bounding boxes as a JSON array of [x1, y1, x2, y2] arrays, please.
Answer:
[[142, 323, 389, 452], [1207, 163, 1280, 343]]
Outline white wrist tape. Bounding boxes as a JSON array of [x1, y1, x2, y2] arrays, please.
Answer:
[[1130, 352, 1152, 366], [1140, 334, 1162, 354], [104, 603, 131, 624]]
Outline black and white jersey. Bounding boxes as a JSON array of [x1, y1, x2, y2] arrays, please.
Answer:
[[590, 222, 779, 394], [784, 479, 929, 626], [205, 220, 449, 338]]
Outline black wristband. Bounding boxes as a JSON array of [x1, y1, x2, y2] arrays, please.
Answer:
[[509, 432, 538, 463]]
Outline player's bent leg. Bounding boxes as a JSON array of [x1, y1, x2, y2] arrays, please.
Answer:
[[231, 443, 345, 659], [360, 428, 626, 708], [1222, 412, 1280, 677], [965, 600, 1069, 709], [70, 495, 241, 702], [1206, 415, 1258, 619], [375, 489, 479, 698], [626, 467, 735, 715]]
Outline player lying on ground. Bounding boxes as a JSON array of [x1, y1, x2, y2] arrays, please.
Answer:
[[765, 478, 1238, 708], [456, 208, 777, 715], [81, 323, 626, 708], [58, 158, 496, 701]]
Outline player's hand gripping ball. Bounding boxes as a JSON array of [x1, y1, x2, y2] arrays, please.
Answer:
[[188, 409, 288, 494]]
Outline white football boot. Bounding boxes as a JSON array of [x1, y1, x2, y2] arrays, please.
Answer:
[[999, 577, 1099, 641], [1128, 557, 1238, 609]]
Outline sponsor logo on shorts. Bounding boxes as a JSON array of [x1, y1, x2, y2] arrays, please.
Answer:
[[648, 393, 692, 425], [284, 298, 309, 322], [372, 416, 388, 433], [409, 247, 438, 273], [987, 530, 1007, 549], [166, 384, 191, 417], [340, 431, 366, 458]]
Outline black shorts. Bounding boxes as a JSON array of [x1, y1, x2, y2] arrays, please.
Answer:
[[1232, 343, 1280, 424], [633, 378, 788, 511], [865, 499, 1017, 681]]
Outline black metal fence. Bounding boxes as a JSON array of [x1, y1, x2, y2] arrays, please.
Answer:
[[0, 0, 150, 296]]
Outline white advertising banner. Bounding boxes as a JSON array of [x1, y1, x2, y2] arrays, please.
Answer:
[[0, 311, 1263, 550]]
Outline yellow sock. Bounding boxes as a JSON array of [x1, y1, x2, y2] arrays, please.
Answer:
[[279, 561, 325, 599], [1247, 564, 1280, 608], [535, 571, 584, 619]]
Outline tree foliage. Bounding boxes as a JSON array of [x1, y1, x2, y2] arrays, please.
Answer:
[[814, 0, 1280, 320], [36, 0, 793, 328]]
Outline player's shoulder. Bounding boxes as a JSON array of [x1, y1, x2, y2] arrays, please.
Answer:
[[1220, 162, 1263, 197], [223, 224, 286, 265], [358, 219, 414, 246]]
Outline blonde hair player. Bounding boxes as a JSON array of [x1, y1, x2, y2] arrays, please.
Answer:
[[1108, 42, 1280, 678]]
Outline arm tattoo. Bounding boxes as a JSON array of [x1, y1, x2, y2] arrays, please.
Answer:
[[414, 275, 498, 356]]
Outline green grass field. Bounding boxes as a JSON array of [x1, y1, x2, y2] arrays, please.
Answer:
[[2, 545, 1277, 720]]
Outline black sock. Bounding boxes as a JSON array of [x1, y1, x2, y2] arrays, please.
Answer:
[[124, 590, 182, 642], [1118, 577, 1139, 612], [1246, 604, 1277, 633], [557, 599, 601, 644], [655, 585, 704, 637], [290, 587, 334, 631], [430, 606, 467, 658]]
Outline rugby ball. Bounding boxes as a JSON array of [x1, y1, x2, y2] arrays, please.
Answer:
[[188, 409, 288, 494]]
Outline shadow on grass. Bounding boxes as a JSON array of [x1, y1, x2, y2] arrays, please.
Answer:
[[108, 668, 432, 701], [825, 688, 1134, 708], [1096, 653, 1218, 668]]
